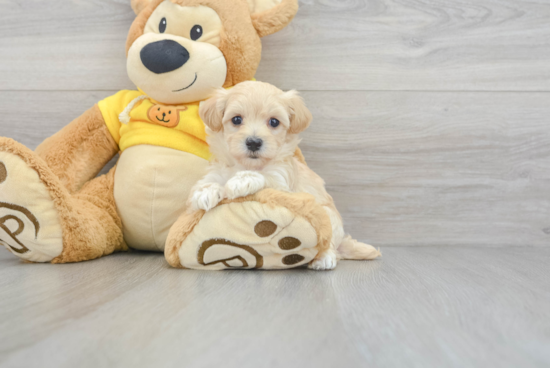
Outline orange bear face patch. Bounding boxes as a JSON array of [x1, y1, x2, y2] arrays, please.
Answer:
[[147, 104, 188, 128]]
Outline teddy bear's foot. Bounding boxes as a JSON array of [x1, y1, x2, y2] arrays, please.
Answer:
[[165, 189, 333, 270], [0, 139, 64, 262]]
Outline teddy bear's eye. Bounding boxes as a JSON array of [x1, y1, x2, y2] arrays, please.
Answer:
[[159, 18, 167, 33], [190, 25, 203, 41]]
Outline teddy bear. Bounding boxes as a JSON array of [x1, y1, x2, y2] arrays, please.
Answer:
[[0, 0, 377, 270]]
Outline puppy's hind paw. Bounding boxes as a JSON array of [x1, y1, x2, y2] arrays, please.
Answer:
[[191, 184, 225, 211], [308, 251, 338, 271]]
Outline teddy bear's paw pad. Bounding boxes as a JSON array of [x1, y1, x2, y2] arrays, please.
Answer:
[[197, 238, 264, 269], [0, 151, 63, 262], [178, 201, 319, 270]]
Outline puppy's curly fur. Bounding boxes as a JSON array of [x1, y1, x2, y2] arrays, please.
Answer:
[[191, 81, 380, 270]]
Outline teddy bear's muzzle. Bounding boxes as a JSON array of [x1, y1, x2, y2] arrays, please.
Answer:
[[140, 40, 190, 74]]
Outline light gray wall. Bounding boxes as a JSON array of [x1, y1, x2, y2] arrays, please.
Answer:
[[1, 0, 549, 246]]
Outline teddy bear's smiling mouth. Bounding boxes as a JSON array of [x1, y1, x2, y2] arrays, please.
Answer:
[[173, 73, 198, 92]]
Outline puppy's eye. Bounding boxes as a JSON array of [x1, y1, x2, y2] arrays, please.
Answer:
[[232, 116, 243, 126], [270, 118, 280, 128], [159, 18, 167, 33], [190, 25, 203, 41]]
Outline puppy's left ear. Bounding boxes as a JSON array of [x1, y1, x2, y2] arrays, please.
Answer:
[[284, 90, 312, 135], [199, 89, 230, 132], [249, 0, 299, 38]]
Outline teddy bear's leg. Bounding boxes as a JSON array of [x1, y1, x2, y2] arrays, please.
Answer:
[[0, 138, 125, 263], [165, 189, 333, 270], [34, 105, 119, 194]]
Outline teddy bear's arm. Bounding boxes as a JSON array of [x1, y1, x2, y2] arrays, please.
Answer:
[[35, 104, 119, 194]]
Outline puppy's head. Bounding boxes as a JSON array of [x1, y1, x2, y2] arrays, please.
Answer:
[[200, 81, 312, 168]]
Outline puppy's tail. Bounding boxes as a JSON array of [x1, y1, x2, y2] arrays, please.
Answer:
[[337, 235, 381, 260]]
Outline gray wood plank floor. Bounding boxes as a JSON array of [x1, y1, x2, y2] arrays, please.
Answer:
[[1, 248, 549, 368]]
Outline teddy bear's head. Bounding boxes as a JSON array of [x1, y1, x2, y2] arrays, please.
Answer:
[[127, 0, 298, 104]]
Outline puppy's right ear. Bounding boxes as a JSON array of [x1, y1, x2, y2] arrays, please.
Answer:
[[199, 89, 229, 132]]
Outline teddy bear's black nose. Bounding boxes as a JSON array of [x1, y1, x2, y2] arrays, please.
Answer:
[[140, 40, 190, 74]]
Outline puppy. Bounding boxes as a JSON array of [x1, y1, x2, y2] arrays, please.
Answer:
[[190, 81, 380, 270]]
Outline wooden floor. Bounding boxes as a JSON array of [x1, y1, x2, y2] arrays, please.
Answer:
[[1, 248, 549, 368], [1, 0, 549, 367]]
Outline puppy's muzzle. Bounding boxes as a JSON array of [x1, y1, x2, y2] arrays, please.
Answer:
[[246, 137, 263, 152], [140, 40, 190, 74]]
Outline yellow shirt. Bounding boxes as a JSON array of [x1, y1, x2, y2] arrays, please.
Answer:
[[98, 90, 211, 160]]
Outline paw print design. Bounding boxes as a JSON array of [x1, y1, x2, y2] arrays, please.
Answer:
[[0, 201, 39, 255], [0, 161, 39, 255], [178, 201, 320, 270], [0, 147, 64, 263]]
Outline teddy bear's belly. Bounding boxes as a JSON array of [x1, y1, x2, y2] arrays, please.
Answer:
[[114, 145, 208, 251]]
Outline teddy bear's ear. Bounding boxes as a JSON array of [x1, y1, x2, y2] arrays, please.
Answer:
[[131, 0, 153, 15], [199, 89, 230, 133], [284, 90, 312, 135], [248, 0, 299, 38]]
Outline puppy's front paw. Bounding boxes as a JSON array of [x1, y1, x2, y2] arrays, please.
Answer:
[[191, 184, 225, 211], [308, 251, 338, 271], [225, 171, 266, 199]]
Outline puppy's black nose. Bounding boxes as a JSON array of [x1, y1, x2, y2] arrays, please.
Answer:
[[140, 40, 190, 74], [246, 137, 263, 152]]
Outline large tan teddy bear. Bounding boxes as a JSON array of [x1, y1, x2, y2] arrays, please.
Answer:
[[0, 0, 377, 270]]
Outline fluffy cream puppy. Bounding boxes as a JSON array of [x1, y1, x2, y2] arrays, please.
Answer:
[[191, 81, 380, 270]]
